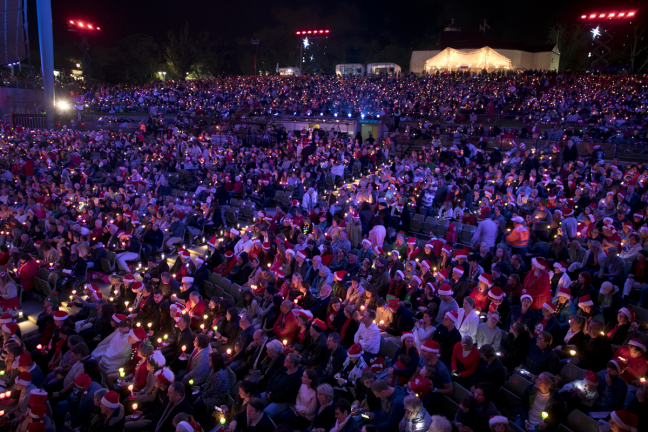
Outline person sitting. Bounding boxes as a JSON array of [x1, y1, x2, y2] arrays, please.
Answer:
[[519, 331, 560, 378], [261, 352, 302, 419], [276, 369, 319, 429], [451, 335, 480, 388], [368, 379, 407, 432], [513, 372, 567, 432], [571, 319, 612, 374], [238, 397, 275, 432], [388, 331, 420, 384], [317, 332, 348, 384], [558, 370, 600, 412], [191, 352, 230, 427], [398, 395, 431, 432], [473, 344, 507, 394]]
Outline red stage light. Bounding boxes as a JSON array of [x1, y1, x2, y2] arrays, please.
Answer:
[[325, 30, 330, 33], [78, 22, 84, 27], [628, 12, 635, 16], [96, 27, 100, 30], [599, 14, 605, 17], [319, 30, 323, 33], [608, 13, 615, 17], [88, 24, 93, 29], [618, 13, 625, 16], [581, 15, 586, 19], [296, 31, 300, 34], [69, 20, 74, 24], [589, 14, 596, 18], [308, 30, 312, 34]]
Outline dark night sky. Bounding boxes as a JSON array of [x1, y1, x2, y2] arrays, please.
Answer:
[[23, 0, 645, 75], [37, 0, 642, 45]]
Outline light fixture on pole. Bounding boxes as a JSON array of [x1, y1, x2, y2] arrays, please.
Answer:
[[251, 39, 260, 76]]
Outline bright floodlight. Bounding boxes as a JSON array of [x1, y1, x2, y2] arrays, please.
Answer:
[[58, 101, 70, 110]]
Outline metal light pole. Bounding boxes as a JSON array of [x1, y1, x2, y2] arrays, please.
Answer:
[[251, 39, 260, 76], [36, 0, 55, 127]]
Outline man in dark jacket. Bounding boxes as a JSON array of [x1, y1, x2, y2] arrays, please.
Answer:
[[262, 352, 302, 419], [520, 331, 560, 376], [150, 382, 192, 432], [473, 344, 507, 394], [310, 285, 332, 321], [381, 299, 414, 344], [433, 310, 462, 366], [228, 313, 255, 363], [317, 332, 348, 384], [572, 319, 612, 373], [300, 319, 328, 366]]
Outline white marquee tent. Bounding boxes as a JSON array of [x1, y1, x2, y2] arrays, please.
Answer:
[[424, 47, 512, 71]]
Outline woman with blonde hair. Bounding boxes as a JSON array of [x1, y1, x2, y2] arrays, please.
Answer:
[[0, 266, 19, 315]]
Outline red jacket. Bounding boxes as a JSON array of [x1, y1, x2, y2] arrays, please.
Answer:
[[17, 259, 39, 291], [272, 310, 298, 344], [521, 270, 551, 310], [451, 342, 480, 378]]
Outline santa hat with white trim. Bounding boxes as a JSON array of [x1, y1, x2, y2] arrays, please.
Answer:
[[445, 310, 458, 323], [610, 411, 638, 432], [542, 302, 557, 313], [421, 340, 440, 353], [478, 273, 492, 286], [395, 270, 405, 279], [411, 275, 422, 286], [628, 338, 646, 352], [618, 307, 635, 323], [15, 371, 32, 386], [489, 416, 509, 428], [101, 391, 121, 409], [578, 295, 593, 307], [584, 370, 599, 386], [438, 284, 453, 296], [488, 287, 505, 300], [452, 266, 464, 276], [520, 294, 533, 303]]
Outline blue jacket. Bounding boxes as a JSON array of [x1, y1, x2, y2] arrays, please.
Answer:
[[595, 369, 627, 411]]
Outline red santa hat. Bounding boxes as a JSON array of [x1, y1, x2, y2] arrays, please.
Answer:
[[129, 327, 147, 342], [578, 295, 593, 307], [123, 274, 135, 283], [296, 250, 308, 260], [452, 266, 464, 276], [445, 310, 459, 323], [557, 288, 571, 298], [438, 284, 453, 296], [348, 343, 363, 358], [53, 310, 69, 321], [2, 322, 18, 334], [401, 331, 415, 342], [28, 389, 48, 407], [488, 287, 505, 300], [584, 370, 599, 386], [294, 309, 313, 321], [101, 391, 121, 409], [618, 307, 635, 323], [155, 367, 175, 386], [531, 257, 549, 271], [407, 237, 417, 245], [562, 208, 574, 217], [411, 275, 422, 286], [453, 249, 468, 260], [74, 373, 92, 389], [520, 294, 533, 303], [369, 357, 386, 373], [179, 250, 191, 260], [489, 416, 509, 428], [15, 371, 32, 386], [542, 302, 557, 313], [230, 228, 240, 236], [421, 340, 440, 353], [628, 338, 647, 352], [387, 299, 400, 310], [28, 404, 48, 420], [610, 411, 638, 432], [112, 313, 128, 323], [0, 313, 13, 324], [442, 244, 452, 254], [478, 273, 492, 286], [334, 271, 348, 281], [84, 283, 99, 293], [131, 281, 144, 292], [395, 270, 405, 279], [207, 236, 218, 248]]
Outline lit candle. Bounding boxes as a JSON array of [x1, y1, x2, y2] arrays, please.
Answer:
[[157, 338, 162, 344], [164, 334, 168, 340], [189, 379, 194, 385], [282, 339, 287, 345], [72, 290, 77, 295], [541, 412, 549, 420], [136, 322, 141, 327], [36, 344, 42, 350], [569, 350, 576, 356], [379, 320, 384, 325], [203, 315, 208, 320], [147, 323, 152, 329], [220, 417, 226, 425], [227, 348, 232, 355], [125, 301, 129, 307], [132, 403, 138, 411]]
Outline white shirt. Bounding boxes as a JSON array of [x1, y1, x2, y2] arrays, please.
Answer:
[[456, 309, 480, 340], [354, 322, 381, 354], [528, 391, 550, 425]]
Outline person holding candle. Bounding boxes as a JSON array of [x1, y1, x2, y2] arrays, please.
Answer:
[[15, 254, 38, 301], [3, 371, 35, 419], [191, 352, 230, 428], [54, 373, 103, 427], [0, 266, 19, 315], [163, 315, 195, 369], [513, 372, 566, 432], [557, 370, 600, 411]]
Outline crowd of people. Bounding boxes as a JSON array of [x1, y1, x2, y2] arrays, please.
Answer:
[[0, 71, 646, 432]]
